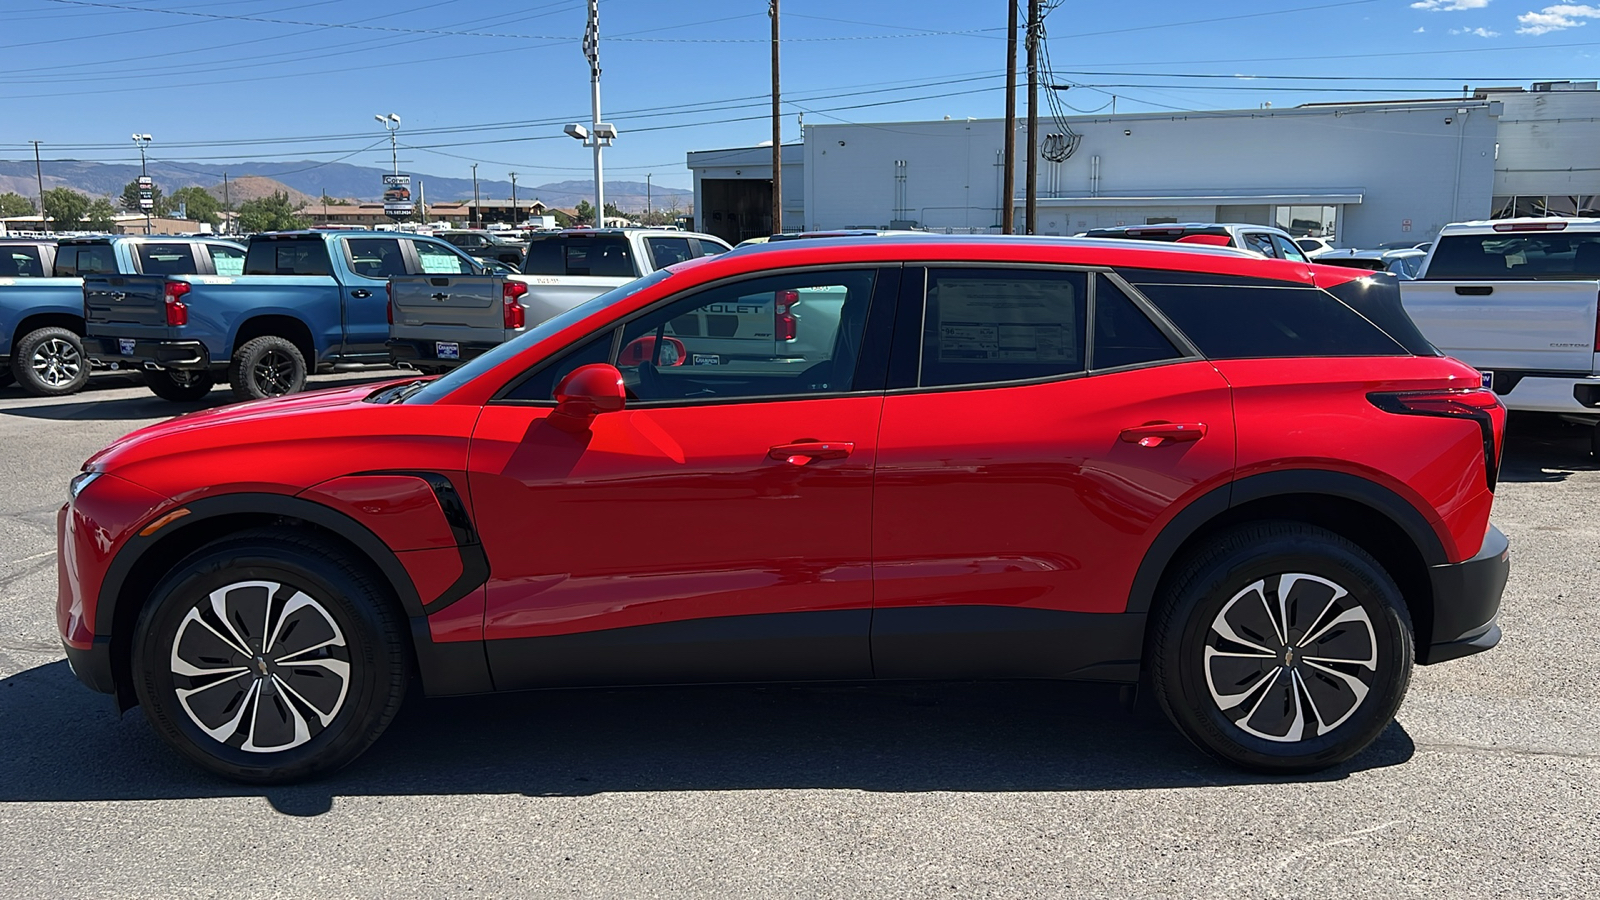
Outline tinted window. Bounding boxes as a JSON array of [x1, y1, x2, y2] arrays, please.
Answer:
[[1323, 275, 1438, 356], [414, 240, 477, 274], [691, 238, 728, 257], [1093, 275, 1181, 370], [504, 330, 616, 401], [245, 238, 332, 276], [1423, 232, 1600, 280], [617, 269, 876, 402], [646, 237, 694, 268], [346, 238, 406, 279], [136, 242, 198, 275], [1241, 232, 1277, 258], [1132, 282, 1406, 359], [522, 236, 637, 277], [0, 246, 46, 277], [921, 268, 1087, 388], [209, 243, 246, 276], [54, 243, 118, 276]]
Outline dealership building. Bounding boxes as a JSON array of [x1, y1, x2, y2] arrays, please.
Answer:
[[687, 81, 1600, 248]]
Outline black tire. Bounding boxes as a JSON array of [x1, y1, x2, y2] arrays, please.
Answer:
[[1590, 423, 1599, 460], [229, 336, 306, 401], [11, 326, 89, 397], [1150, 521, 1413, 774], [146, 368, 215, 402], [131, 529, 409, 783]]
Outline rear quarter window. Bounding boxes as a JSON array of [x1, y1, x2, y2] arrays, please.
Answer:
[[522, 236, 638, 277], [1125, 278, 1407, 359]]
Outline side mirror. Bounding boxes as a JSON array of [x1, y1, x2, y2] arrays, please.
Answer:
[[551, 363, 626, 430], [619, 334, 686, 367]]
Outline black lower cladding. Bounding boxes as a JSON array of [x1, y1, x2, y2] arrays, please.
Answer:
[[64, 635, 116, 695], [872, 606, 1146, 683], [1421, 524, 1510, 665], [485, 606, 1147, 690], [90, 338, 210, 370]]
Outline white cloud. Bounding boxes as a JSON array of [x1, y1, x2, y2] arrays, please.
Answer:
[[1450, 25, 1502, 33], [1411, 0, 1491, 9], [1517, 4, 1600, 33], [1416, 25, 1428, 30]]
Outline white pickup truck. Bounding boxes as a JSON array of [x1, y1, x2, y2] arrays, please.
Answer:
[[386, 228, 731, 372], [1399, 217, 1600, 451]]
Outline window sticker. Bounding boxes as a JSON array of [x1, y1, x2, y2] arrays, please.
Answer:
[[935, 279, 1077, 365]]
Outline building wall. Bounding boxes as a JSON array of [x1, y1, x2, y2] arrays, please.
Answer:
[[1489, 86, 1600, 213], [803, 101, 1499, 248], [689, 144, 803, 239]]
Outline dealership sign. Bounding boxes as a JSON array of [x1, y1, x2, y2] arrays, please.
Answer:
[[137, 175, 154, 212], [382, 174, 414, 218]]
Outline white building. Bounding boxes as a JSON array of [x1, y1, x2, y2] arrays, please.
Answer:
[[687, 82, 1599, 249]]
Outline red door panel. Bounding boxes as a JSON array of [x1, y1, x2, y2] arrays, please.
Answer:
[[871, 361, 1235, 676], [467, 396, 882, 686]]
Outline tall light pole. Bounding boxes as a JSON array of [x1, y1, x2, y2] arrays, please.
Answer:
[[509, 171, 518, 226], [375, 113, 401, 175], [132, 133, 153, 235], [769, 0, 782, 235], [646, 173, 652, 219], [471, 163, 480, 228], [567, 0, 615, 227], [1024, 0, 1039, 235], [1002, 0, 1018, 234], [30, 140, 46, 233]]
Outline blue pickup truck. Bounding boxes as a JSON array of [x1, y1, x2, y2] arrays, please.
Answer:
[[84, 230, 485, 401], [1, 235, 244, 396]]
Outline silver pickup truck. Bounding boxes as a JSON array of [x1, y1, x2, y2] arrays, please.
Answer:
[[387, 228, 731, 372]]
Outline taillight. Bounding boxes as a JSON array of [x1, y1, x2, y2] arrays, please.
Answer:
[[1369, 388, 1504, 490], [163, 281, 190, 327], [775, 289, 799, 342], [385, 281, 393, 325], [503, 280, 527, 330]]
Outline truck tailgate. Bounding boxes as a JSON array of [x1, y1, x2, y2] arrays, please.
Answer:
[[84, 274, 168, 327], [1400, 280, 1599, 373], [389, 274, 503, 342]]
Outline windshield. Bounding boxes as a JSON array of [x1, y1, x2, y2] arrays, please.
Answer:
[[405, 269, 674, 404]]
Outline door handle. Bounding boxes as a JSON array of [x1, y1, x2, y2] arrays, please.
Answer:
[[769, 441, 854, 466], [430, 292, 450, 301], [351, 289, 372, 299], [1119, 422, 1206, 448]]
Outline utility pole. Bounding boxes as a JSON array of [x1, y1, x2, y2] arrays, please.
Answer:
[[376, 113, 401, 176], [222, 172, 230, 233], [646, 173, 652, 218], [471, 163, 480, 228], [1025, 0, 1039, 235], [30, 140, 46, 232], [769, 0, 782, 235], [509, 171, 518, 225], [1002, 0, 1018, 234]]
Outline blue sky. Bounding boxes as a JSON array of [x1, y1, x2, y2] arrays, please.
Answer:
[[2, 0, 1598, 190]]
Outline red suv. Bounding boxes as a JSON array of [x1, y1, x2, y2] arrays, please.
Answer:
[[58, 237, 1510, 782]]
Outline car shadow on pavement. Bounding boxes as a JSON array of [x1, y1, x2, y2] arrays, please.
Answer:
[[0, 375, 408, 421], [1498, 412, 1597, 484], [0, 660, 1415, 815]]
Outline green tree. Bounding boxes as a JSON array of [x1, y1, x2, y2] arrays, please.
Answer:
[[550, 208, 573, 228], [168, 186, 221, 226], [42, 187, 90, 230], [237, 191, 308, 233], [119, 179, 172, 215], [602, 202, 625, 226], [0, 191, 36, 217], [85, 198, 119, 231], [574, 200, 594, 226]]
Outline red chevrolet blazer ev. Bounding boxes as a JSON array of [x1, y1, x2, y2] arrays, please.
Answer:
[[57, 235, 1510, 782]]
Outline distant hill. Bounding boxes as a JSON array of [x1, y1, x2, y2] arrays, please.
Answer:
[[205, 176, 316, 208], [0, 158, 692, 213]]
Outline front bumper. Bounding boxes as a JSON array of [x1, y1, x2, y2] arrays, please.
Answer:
[[1420, 524, 1510, 664], [88, 336, 211, 371]]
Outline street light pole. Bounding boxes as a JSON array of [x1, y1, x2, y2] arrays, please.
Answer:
[[30, 140, 46, 233], [509, 172, 518, 226], [132, 133, 153, 235], [568, 0, 615, 227], [375, 113, 401, 176], [471, 163, 480, 228]]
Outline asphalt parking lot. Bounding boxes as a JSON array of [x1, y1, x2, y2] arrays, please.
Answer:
[[1, 373, 1597, 899]]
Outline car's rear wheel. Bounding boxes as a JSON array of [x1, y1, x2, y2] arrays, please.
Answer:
[[12, 326, 89, 397], [1150, 521, 1413, 773], [229, 336, 306, 401], [146, 368, 214, 402], [131, 529, 409, 783]]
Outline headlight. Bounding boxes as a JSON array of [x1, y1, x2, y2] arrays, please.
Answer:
[[68, 471, 102, 500]]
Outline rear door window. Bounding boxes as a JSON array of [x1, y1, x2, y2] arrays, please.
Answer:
[[54, 243, 118, 276], [690, 237, 729, 257], [919, 268, 1087, 388], [0, 246, 46, 277], [245, 238, 333, 275], [523, 236, 638, 277], [345, 237, 407, 279], [208, 243, 246, 276], [1271, 234, 1310, 263], [1240, 232, 1278, 258], [413, 240, 478, 274], [136, 242, 198, 275], [1092, 275, 1183, 370]]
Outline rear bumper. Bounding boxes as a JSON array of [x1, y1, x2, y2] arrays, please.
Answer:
[[88, 337, 212, 371], [389, 338, 501, 369], [1491, 373, 1600, 417], [1420, 524, 1510, 665]]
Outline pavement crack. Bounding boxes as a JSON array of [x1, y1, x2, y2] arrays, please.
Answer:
[[1413, 740, 1600, 761]]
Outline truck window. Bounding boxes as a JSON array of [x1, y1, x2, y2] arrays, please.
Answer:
[[523, 236, 637, 277], [54, 243, 118, 277], [137, 243, 198, 275], [209, 243, 246, 276], [646, 237, 694, 268], [1426, 232, 1600, 280], [413, 240, 478, 274], [346, 238, 407, 279], [0, 246, 45, 277], [245, 238, 333, 276]]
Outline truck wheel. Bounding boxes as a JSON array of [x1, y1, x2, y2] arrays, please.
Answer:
[[230, 336, 306, 401], [12, 327, 89, 397], [147, 369, 215, 402]]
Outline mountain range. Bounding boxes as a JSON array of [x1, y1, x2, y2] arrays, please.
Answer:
[[0, 159, 692, 213]]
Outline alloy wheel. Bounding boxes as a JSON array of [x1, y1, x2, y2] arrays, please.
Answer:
[[1202, 573, 1378, 743], [169, 579, 351, 753], [252, 350, 297, 396], [30, 337, 82, 388]]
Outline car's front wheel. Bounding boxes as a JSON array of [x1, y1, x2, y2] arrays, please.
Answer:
[[1150, 522, 1413, 773], [132, 529, 409, 783]]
